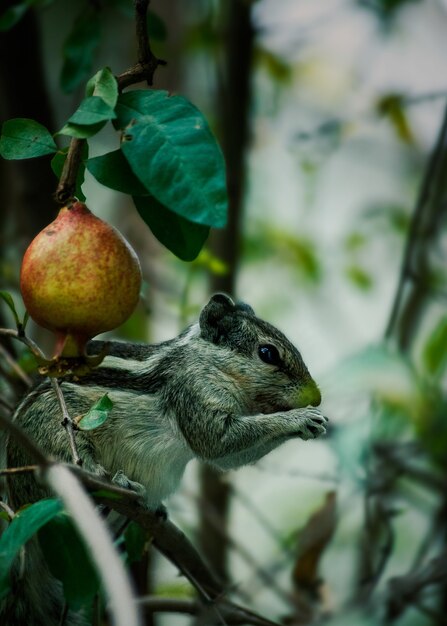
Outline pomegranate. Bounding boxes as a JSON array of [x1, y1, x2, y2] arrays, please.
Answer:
[[20, 201, 142, 357]]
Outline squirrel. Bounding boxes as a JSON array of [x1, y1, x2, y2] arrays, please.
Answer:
[[3, 293, 326, 625]]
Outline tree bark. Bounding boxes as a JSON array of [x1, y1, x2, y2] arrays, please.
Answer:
[[198, 0, 255, 585]]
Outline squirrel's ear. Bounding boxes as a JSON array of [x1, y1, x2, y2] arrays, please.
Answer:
[[199, 293, 235, 341], [235, 301, 255, 316]]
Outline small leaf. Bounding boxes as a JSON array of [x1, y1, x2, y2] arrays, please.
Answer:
[[77, 394, 113, 431], [256, 48, 292, 84], [86, 149, 148, 195], [0, 118, 57, 159], [422, 316, 447, 379], [124, 521, 148, 564], [39, 513, 99, 609], [133, 195, 210, 261], [377, 94, 414, 144], [58, 121, 106, 139], [0, 499, 63, 600], [0, 291, 20, 326], [66, 96, 116, 126], [116, 90, 228, 228], [51, 142, 88, 202], [61, 6, 101, 93], [85, 67, 118, 109], [345, 265, 373, 290], [0, 3, 28, 31]]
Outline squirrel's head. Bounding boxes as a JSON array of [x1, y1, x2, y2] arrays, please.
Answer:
[[199, 293, 321, 412]]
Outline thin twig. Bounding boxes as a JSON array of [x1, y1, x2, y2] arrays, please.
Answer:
[[0, 465, 38, 476], [0, 328, 82, 465], [136, 595, 282, 626], [50, 378, 82, 466], [373, 443, 447, 494], [385, 102, 447, 343], [0, 499, 15, 520], [0, 344, 32, 387], [0, 328, 47, 361], [54, 138, 85, 205]]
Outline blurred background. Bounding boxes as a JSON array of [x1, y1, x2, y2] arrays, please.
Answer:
[[1, 0, 447, 625]]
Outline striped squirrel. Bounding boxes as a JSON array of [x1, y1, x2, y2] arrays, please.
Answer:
[[3, 293, 326, 625]]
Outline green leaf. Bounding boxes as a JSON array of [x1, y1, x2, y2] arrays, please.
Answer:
[[0, 291, 20, 326], [147, 10, 167, 41], [116, 90, 227, 228], [422, 316, 447, 379], [51, 142, 88, 202], [0, 3, 28, 31], [86, 149, 148, 195], [133, 195, 210, 261], [0, 499, 63, 600], [58, 120, 106, 139], [61, 6, 101, 93], [244, 226, 321, 283], [0, 118, 57, 159], [39, 513, 99, 609], [124, 521, 147, 563], [77, 394, 113, 431], [85, 67, 118, 109], [67, 96, 116, 126]]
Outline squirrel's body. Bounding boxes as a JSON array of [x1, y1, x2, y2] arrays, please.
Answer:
[[3, 294, 326, 625]]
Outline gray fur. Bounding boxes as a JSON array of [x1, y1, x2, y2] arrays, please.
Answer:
[[2, 293, 326, 625]]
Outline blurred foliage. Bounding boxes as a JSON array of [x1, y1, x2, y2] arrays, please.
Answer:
[[244, 224, 322, 284], [358, 0, 421, 22], [377, 94, 415, 145]]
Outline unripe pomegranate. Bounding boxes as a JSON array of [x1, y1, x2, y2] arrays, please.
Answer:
[[20, 201, 142, 357]]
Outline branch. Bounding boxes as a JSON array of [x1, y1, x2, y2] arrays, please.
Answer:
[[0, 464, 38, 477], [54, 0, 165, 205], [386, 550, 447, 621], [137, 595, 282, 626]]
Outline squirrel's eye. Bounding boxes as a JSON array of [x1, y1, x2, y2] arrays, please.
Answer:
[[258, 344, 281, 365]]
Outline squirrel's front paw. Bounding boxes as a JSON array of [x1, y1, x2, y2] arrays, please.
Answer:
[[112, 470, 146, 500], [294, 407, 327, 440]]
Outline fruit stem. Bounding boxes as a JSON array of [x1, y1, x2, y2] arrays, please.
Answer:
[[55, 332, 88, 358]]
